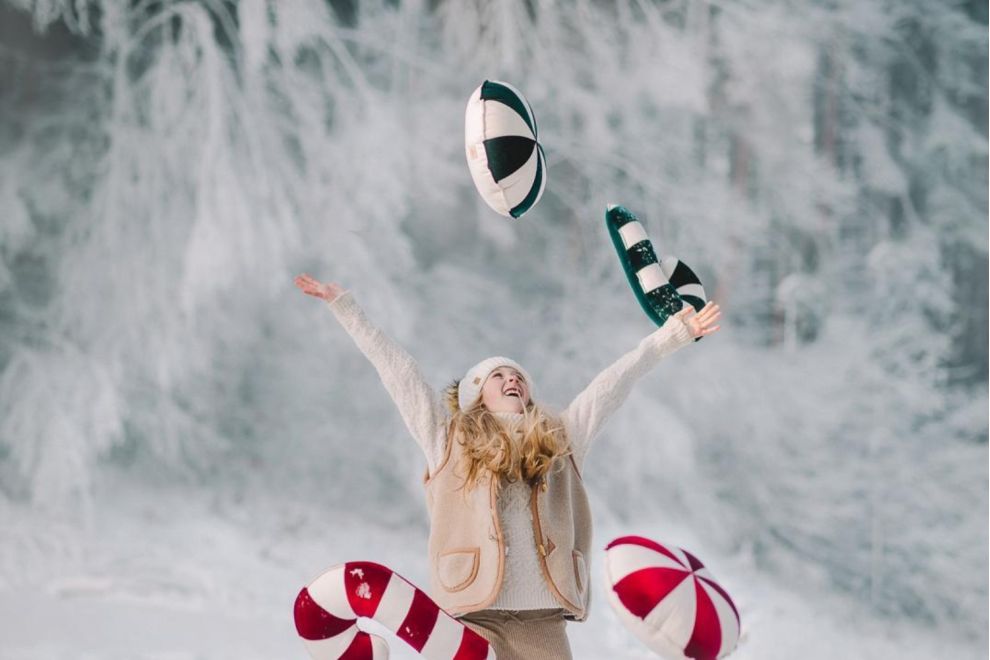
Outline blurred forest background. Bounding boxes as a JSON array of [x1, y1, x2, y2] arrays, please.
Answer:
[[0, 0, 986, 658]]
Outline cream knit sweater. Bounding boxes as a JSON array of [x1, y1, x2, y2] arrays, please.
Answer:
[[327, 292, 694, 610]]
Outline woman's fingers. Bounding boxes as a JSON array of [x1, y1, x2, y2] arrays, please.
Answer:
[[673, 301, 722, 338], [701, 311, 722, 327], [696, 304, 720, 325], [697, 301, 718, 318], [294, 277, 316, 292], [677, 301, 720, 324], [294, 274, 327, 299]]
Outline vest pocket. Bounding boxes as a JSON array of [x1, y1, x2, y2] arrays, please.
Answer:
[[437, 547, 480, 592], [572, 550, 587, 595]]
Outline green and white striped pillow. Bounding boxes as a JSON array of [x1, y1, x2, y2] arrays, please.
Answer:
[[465, 80, 547, 219]]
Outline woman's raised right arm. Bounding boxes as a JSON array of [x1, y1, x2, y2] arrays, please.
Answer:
[[294, 274, 446, 469]]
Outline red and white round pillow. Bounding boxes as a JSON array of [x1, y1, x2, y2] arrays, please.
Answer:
[[604, 536, 740, 660]]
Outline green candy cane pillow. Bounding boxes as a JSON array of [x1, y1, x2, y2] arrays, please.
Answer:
[[606, 204, 707, 340]]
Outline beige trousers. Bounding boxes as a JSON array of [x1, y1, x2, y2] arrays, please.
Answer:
[[458, 609, 573, 660]]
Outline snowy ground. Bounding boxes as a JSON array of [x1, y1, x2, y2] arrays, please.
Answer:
[[1, 478, 983, 660]]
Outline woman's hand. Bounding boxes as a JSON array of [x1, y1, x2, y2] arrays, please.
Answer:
[[675, 301, 721, 339], [294, 273, 345, 303]]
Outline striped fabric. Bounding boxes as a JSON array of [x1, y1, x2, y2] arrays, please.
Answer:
[[294, 562, 495, 660], [659, 256, 706, 315], [605, 205, 706, 338], [604, 536, 740, 660], [465, 80, 547, 219]]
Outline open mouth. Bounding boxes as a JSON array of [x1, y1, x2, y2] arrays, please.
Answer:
[[503, 388, 522, 398]]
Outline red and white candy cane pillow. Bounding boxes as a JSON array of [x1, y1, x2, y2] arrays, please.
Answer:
[[605, 536, 740, 660], [294, 561, 495, 660]]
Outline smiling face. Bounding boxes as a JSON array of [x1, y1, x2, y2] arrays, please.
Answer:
[[480, 366, 531, 413]]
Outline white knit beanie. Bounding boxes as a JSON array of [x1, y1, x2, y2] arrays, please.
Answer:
[[457, 356, 534, 411]]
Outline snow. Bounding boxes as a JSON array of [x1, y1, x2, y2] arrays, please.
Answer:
[[0, 480, 982, 659], [0, 1, 986, 658]]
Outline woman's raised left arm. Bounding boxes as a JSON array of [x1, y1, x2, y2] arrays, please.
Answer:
[[560, 302, 720, 470]]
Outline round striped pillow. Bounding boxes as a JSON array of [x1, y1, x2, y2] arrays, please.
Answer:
[[605, 536, 740, 660], [659, 256, 706, 316], [465, 80, 547, 218]]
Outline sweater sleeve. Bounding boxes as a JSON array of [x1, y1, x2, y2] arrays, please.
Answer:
[[326, 292, 447, 470], [560, 315, 694, 471]]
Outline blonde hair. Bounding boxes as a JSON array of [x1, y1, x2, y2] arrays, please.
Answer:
[[443, 380, 570, 492]]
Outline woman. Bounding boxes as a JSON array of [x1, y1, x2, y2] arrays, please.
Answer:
[[294, 273, 720, 659]]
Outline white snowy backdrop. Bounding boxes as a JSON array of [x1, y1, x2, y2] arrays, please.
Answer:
[[0, 1, 986, 658]]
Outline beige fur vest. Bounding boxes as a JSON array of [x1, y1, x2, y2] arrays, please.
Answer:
[[424, 427, 593, 621]]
